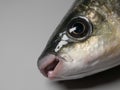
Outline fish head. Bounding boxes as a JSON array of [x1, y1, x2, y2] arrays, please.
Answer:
[[37, 0, 120, 80]]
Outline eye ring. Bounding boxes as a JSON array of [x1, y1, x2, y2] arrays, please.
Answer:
[[66, 16, 93, 41]]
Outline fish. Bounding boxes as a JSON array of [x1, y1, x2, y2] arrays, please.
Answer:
[[37, 0, 120, 81]]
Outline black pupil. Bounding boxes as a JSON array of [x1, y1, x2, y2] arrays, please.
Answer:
[[72, 22, 84, 34]]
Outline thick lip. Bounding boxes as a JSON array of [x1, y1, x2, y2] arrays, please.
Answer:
[[38, 54, 64, 80]]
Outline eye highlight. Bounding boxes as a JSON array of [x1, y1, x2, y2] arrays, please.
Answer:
[[67, 16, 93, 41]]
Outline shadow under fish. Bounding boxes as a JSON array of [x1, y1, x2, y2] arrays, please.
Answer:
[[56, 65, 120, 89]]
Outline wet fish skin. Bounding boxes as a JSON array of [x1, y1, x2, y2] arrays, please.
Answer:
[[37, 0, 120, 80]]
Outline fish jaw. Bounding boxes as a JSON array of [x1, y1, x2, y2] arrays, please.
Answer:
[[38, 53, 120, 81]]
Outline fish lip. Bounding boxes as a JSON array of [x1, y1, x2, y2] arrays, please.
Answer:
[[38, 54, 64, 80]]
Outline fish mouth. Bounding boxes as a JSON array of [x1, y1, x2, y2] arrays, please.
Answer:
[[38, 54, 63, 80]]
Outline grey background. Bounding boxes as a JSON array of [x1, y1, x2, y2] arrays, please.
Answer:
[[1, 0, 120, 90]]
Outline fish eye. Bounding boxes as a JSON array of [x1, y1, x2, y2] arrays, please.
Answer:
[[67, 16, 93, 41]]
